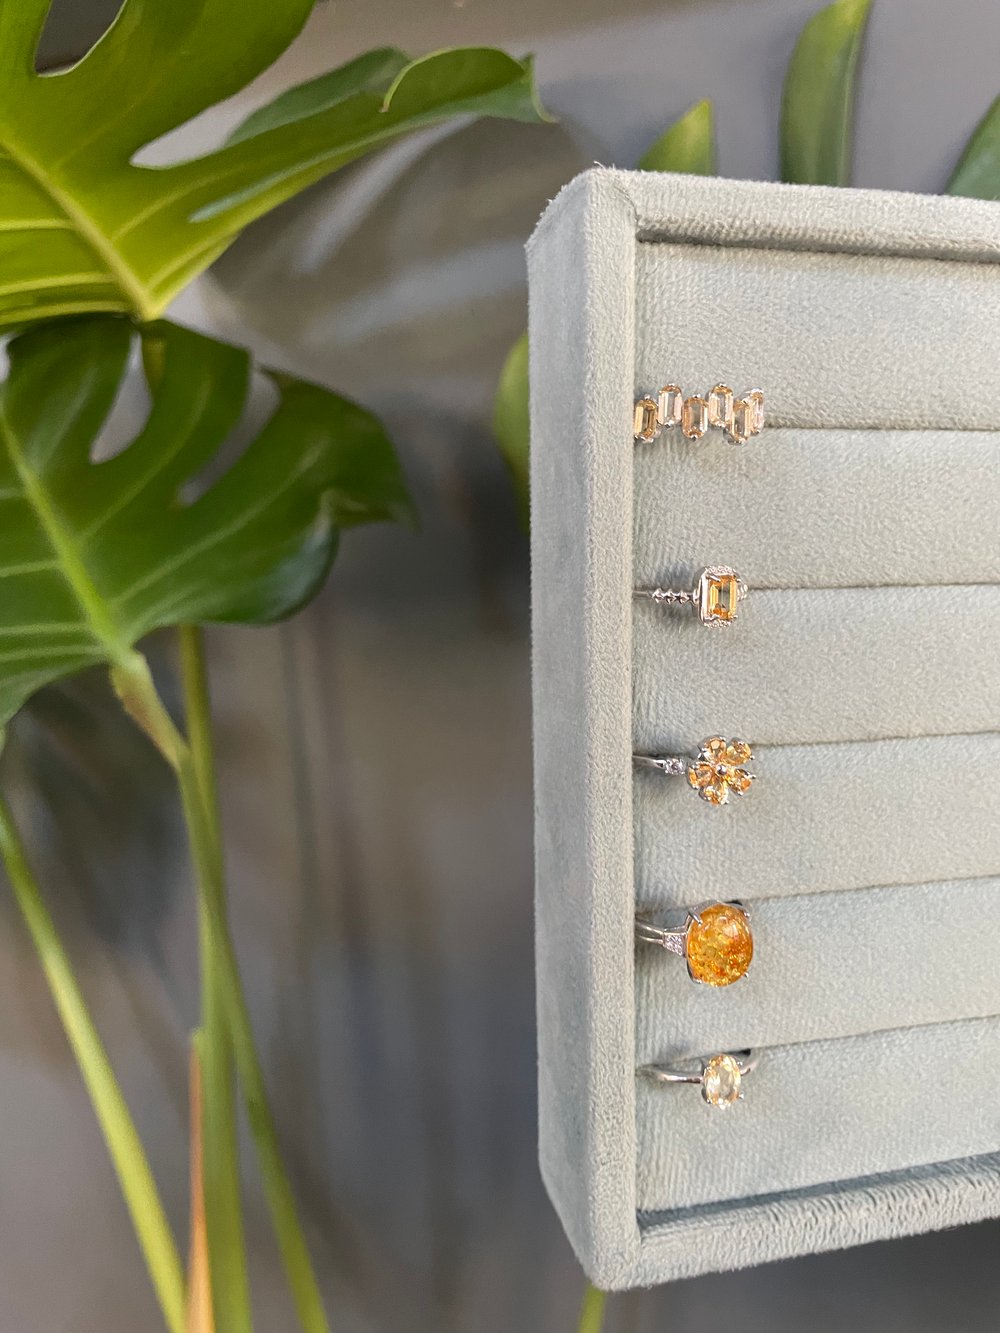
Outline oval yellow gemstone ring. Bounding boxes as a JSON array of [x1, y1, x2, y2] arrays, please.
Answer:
[[634, 736, 756, 806], [641, 1050, 760, 1109], [634, 566, 748, 626], [635, 901, 753, 986]]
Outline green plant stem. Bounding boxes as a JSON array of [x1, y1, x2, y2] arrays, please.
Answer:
[[0, 788, 187, 1333], [179, 628, 253, 1333], [577, 1283, 608, 1333], [118, 639, 332, 1333]]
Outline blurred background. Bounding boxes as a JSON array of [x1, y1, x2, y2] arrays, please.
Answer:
[[2, 1, 1000, 1329]]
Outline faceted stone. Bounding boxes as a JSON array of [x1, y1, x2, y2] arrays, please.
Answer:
[[707, 384, 733, 428], [701, 737, 728, 763], [681, 395, 708, 439], [686, 903, 753, 987], [699, 781, 728, 806], [701, 570, 741, 623], [729, 398, 753, 443], [724, 740, 752, 766], [748, 390, 765, 434], [687, 761, 717, 791], [657, 384, 682, 427], [702, 1053, 743, 1107], [727, 768, 753, 795], [634, 396, 660, 442]]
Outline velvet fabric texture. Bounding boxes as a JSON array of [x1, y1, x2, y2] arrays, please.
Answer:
[[530, 168, 1000, 1287]]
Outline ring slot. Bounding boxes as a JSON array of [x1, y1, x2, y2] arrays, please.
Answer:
[[636, 1014, 1000, 1212], [634, 733, 1000, 907], [633, 584, 1000, 750], [636, 878, 1000, 1060]]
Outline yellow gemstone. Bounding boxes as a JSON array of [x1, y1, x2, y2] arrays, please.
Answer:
[[700, 782, 728, 806], [688, 761, 717, 790], [702, 1053, 743, 1106], [686, 903, 753, 987], [703, 571, 741, 623], [726, 767, 753, 794], [724, 740, 752, 766], [701, 737, 727, 762], [634, 397, 660, 442], [730, 398, 753, 443], [681, 395, 708, 439], [657, 384, 683, 427], [707, 384, 733, 428], [748, 390, 765, 434]]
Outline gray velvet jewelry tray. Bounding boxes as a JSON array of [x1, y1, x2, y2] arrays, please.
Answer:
[[528, 168, 1000, 1288]]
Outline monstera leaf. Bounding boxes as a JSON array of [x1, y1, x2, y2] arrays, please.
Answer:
[[0, 315, 410, 726], [0, 0, 548, 328]]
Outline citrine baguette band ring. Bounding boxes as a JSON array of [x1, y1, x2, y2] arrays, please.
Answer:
[[635, 901, 753, 987], [641, 1050, 760, 1109], [634, 384, 764, 445], [634, 736, 755, 806], [634, 566, 748, 626]]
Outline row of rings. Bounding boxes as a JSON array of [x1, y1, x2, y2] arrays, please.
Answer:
[[634, 384, 765, 446], [636, 903, 757, 1108], [633, 384, 765, 1109]]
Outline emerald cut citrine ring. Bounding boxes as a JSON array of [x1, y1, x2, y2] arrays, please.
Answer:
[[634, 566, 748, 626]]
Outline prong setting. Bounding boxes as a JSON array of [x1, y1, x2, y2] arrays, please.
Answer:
[[634, 385, 765, 445]]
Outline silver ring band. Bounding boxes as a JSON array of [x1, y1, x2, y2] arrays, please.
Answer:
[[634, 566, 748, 626], [641, 1050, 759, 1108], [633, 737, 755, 806], [634, 901, 753, 987]]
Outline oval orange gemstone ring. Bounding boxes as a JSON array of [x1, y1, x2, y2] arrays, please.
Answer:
[[636, 901, 754, 987], [634, 736, 756, 806], [634, 566, 748, 626]]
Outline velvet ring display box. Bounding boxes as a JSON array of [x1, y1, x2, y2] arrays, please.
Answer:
[[528, 168, 1000, 1288]]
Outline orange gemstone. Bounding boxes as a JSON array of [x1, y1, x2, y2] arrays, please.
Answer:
[[686, 903, 753, 987], [687, 761, 717, 790], [726, 768, 754, 794], [724, 740, 752, 766], [681, 395, 709, 439], [730, 398, 753, 443], [703, 572, 741, 622], [700, 782, 728, 806], [634, 397, 659, 442], [701, 737, 727, 762]]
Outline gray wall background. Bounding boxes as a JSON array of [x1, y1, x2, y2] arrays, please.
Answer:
[[2, 2, 999, 1330]]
